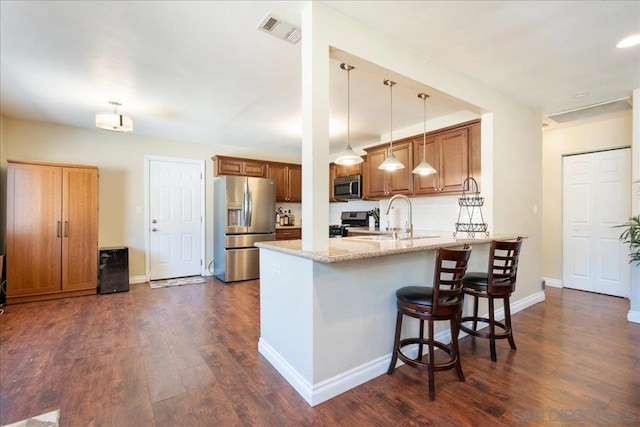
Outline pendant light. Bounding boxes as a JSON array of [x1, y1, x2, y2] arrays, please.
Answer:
[[378, 79, 404, 171], [412, 92, 437, 176], [335, 63, 363, 166], [96, 101, 133, 132]]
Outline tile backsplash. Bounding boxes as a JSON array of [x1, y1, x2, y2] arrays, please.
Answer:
[[287, 194, 486, 233]]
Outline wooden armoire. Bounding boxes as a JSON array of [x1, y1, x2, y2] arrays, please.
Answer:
[[6, 160, 99, 303]]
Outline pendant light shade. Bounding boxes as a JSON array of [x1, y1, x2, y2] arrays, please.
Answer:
[[379, 79, 405, 171], [412, 92, 437, 176], [96, 101, 133, 132], [335, 63, 363, 166]]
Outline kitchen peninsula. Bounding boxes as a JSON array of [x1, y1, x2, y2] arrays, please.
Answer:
[[256, 233, 530, 406]]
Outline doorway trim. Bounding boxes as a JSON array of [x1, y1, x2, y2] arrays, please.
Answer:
[[144, 155, 206, 281]]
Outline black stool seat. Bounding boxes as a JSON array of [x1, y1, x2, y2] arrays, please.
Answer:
[[387, 246, 472, 401], [459, 237, 523, 362], [461, 273, 512, 294], [396, 286, 461, 307]]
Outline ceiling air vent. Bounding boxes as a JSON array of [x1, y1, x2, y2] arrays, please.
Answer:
[[257, 14, 301, 44], [548, 98, 631, 123]]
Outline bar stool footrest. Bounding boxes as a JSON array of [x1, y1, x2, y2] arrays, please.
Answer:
[[396, 337, 459, 372], [460, 316, 512, 339]]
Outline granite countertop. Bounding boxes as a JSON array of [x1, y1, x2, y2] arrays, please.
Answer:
[[256, 232, 524, 264], [275, 224, 301, 229]]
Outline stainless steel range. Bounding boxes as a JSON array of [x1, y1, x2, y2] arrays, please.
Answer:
[[340, 211, 370, 227]]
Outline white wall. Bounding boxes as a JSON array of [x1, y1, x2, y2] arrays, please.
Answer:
[[300, 3, 543, 306], [0, 116, 301, 279], [541, 110, 633, 284]]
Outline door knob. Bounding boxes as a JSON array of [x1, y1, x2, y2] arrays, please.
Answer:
[[152, 219, 157, 224], [152, 228, 158, 232]]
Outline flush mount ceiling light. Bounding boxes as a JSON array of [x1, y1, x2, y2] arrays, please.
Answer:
[[335, 63, 363, 167], [412, 93, 437, 176], [95, 101, 133, 132], [378, 79, 405, 171]]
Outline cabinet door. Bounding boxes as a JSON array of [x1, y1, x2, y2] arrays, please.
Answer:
[[363, 146, 388, 199], [413, 135, 440, 195], [6, 163, 62, 296], [329, 163, 337, 202], [335, 163, 362, 178], [243, 160, 267, 177], [268, 164, 288, 201], [276, 228, 302, 240], [439, 128, 469, 193], [387, 141, 414, 195], [62, 167, 98, 291], [468, 123, 481, 189], [287, 166, 302, 202], [215, 157, 244, 176]]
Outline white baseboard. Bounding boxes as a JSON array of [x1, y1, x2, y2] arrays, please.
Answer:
[[628, 310, 640, 324], [129, 275, 148, 285], [259, 290, 546, 406], [543, 277, 563, 288]]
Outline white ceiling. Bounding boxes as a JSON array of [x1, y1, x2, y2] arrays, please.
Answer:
[[1, 1, 638, 157]]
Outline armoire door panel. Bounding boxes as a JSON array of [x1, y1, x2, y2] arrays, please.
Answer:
[[62, 167, 99, 291], [6, 163, 62, 295]]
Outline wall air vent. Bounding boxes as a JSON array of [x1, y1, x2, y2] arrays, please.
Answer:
[[257, 14, 301, 44], [547, 98, 631, 124]]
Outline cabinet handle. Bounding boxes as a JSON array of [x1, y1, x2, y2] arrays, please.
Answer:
[[64, 221, 69, 237], [56, 221, 61, 237]]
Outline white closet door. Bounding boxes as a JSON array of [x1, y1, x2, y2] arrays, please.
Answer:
[[562, 148, 631, 297]]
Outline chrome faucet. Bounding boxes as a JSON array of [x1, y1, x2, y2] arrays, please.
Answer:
[[384, 194, 413, 239]]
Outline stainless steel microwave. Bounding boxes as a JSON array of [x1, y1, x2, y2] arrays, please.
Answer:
[[334, 175, 362, 199]]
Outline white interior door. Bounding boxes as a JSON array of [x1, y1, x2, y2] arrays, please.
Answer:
[[562, 148, 631, 297], [148, 157, 204, 280]]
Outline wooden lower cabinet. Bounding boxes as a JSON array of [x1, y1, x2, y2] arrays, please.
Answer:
[[6, 160, 99, 303], [275, 228, 302, 240]]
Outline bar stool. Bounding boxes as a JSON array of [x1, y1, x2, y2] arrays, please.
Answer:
[[387, 245, 472, 401], [459, 237, 523, 362]]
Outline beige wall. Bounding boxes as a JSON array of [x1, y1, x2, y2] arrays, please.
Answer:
[[0, 116, 299, 280], [541, 110, 633, 282]]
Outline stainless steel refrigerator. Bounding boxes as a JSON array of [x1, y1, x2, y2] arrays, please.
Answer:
[[213, 176, 276, 282]]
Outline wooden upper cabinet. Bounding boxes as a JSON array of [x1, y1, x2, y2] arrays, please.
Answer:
[[363, 140, 413, 199], [268, 163, 301, 202], [413, 121, 480, 196], [213, 155, 267, 177], [334, 163, 362, 178], [468, 122, 481, 185], [288, 165, 302, 202]]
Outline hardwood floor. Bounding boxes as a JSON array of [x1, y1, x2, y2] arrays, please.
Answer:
[[1, 280, 638, 426]]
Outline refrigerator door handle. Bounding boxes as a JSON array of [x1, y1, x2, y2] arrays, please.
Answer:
[[243, 182, 249, 227], [246, 184, 253, 227]]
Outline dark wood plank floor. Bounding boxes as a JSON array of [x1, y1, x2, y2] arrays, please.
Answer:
[[1, 280, 638, 426]]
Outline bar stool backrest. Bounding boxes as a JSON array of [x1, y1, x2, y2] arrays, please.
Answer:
[[432, 245, 472, 315], [488, 237, 524, 293]]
